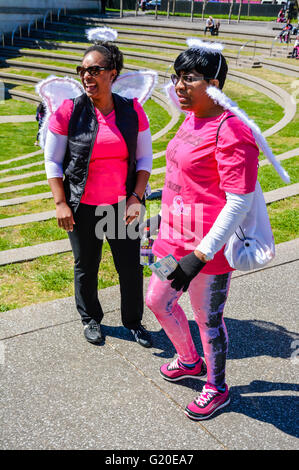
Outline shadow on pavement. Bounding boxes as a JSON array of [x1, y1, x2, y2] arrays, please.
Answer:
[[101, 318, 298, 439]]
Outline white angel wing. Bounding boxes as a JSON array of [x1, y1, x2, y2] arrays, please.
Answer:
[[164, 81, 185, 114], [35, 75, 84, 148], [112, 70, 158, 104], [206, 86, 290, 183]]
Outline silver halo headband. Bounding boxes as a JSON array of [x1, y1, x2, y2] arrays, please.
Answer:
[[186, 37, 224, 80]]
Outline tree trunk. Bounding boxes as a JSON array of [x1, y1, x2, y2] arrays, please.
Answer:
[[190, 0, 195, 22], [172, 0, 176, 16], [237, 0, 243, 23], [202, 0, 207, 20], [167, 0, 170, 19], [228, 0, 234, 24]]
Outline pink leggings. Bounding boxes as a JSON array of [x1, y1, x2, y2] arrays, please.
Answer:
[[146, 271, 232, 387]]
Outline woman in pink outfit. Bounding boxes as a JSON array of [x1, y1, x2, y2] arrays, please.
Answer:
[[145, 45, 259, 420], [44, 43, 153, 348]]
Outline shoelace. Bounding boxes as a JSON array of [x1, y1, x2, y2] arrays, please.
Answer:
[[89, 323, 100, 331], [168, 358, 180, 370], [195, 386, 218, 406]]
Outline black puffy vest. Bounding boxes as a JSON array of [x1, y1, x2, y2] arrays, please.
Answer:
[[63, 92, 138, 212]]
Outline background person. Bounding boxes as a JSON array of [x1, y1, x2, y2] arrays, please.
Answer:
[[44, 43, 153, 348], [35, 101, 46, 146], [204, 16, 215, 35]]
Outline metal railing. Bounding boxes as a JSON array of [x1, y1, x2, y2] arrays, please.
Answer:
[[11, 25, 21, 46], [236, 39, 256, 67], [5, 7, 65, 47]]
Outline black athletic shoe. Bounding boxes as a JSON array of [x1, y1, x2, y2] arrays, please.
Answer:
[[130, 325, 152, 348], [83, 319, 103, 345]]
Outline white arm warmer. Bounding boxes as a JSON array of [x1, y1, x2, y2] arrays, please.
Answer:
[[44, 127, 153, 178], [136, 127, 153, 173], [196, 191, 254, 260], [44, 130, 67, 179]]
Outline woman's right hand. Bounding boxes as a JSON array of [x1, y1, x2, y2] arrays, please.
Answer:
[[55, 201, 75, 232]]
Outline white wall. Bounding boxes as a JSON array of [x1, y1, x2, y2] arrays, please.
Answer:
[[0, 0, 98, 8], [0, 1, 99, 33]]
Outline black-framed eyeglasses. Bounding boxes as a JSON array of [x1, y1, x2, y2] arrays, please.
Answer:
[[171, 73, 208, 86], [76, 65, 109, 77]]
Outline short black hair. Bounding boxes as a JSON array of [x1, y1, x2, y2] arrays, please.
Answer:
[[83, 43, 123, 82], [174, 48, 228, 90]]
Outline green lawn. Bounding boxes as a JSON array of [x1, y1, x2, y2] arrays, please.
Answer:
[[0, 98, 36, 116], [0, 35, 297, 311], [0, 122, 38, 161]]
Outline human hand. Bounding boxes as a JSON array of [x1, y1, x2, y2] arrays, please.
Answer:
[[124, 195, 142, 225], [56, 202, 75, 232], [167, 252, 206, 292]]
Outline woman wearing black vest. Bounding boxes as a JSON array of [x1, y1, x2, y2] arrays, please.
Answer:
[[44, 43, 153, 348]]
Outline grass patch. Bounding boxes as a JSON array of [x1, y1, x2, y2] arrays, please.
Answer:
[[0, 184, 50, 200], [224, 79, 284, 133], [0, 154, 44, 171], [8, 56, 76, 70], [0, 173, 46, 190], [152, 155, 166, 170], [0, 98, 36, 116], [1, 163, 44, 177], [258, 156, 299, 192], [149, 171, 166, 190], [268, 195, 299, 244], [143, 98, 171, 135], [0, 218, 67, 251], [0, 67, 63, 80], [0, 122, 38, 161], [0, 198, 55, 219]]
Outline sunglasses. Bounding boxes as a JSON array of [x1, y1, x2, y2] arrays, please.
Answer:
[[76, 65, 109, 77], [171, 74, 208, 86]]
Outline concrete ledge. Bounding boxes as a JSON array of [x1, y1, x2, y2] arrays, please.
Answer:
[[0, 210, 55, 228], [0, 170, 45, 184], [264, 182, 299, 204], [0, 114, 36, 124], [0, 149, 43, 166], [0, 179, 48, 194], [0, 191, 52, 206], [259, 148, 299, 168], [0, 160, 44, 174], [0, 238, 71, 266]]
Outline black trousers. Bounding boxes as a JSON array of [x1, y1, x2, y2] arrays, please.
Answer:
[[68, 201, 144, 329]]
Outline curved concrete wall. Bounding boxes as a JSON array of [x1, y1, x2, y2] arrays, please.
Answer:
[[0, 0, 97, 8], [0, 0, 98, 33]]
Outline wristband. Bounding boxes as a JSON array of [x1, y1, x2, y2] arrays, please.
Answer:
[[131, 192, 143, 204]]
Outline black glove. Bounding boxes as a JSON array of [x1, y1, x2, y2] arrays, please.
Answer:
[[139, 214, 161, 239], [167, 252, 206, 292]]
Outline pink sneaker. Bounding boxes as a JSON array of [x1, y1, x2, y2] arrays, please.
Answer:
[[160, 357, 207, 382], [185, 383, 230, 420]]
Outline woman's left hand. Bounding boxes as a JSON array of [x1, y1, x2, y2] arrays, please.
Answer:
[[124, 195, 142, 225], [167, 251, 207, 292]]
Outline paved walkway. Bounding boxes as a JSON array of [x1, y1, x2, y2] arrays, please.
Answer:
[[0, 115, 36, 124], [0, 238, 298, 450]]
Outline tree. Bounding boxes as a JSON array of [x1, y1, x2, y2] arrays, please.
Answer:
[[237, 0, 243, 23]]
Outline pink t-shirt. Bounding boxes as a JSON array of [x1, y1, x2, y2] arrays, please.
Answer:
[[153, 111, 259, 275], [49, 97, 149, 206]]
